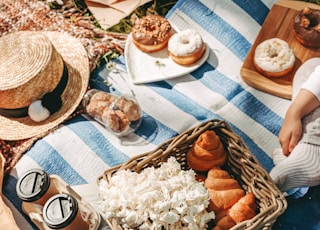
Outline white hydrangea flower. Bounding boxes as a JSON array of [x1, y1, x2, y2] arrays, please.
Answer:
[[98, 157, 215, 229], [160, 211, 180, 225]]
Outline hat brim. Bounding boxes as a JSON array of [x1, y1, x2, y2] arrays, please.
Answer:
[[0, 31, 90, 140]]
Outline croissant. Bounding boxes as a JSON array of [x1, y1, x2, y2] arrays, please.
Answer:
[[204, 167, 245, 213], [187, 130, 227, 171], [213, 193, 257, 230]]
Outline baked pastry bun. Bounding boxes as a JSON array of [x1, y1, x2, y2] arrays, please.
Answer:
[[187, 130, 226, 171], [204, 167, 245, 213], [204, 168, 257, 230], [213, 193, 257, 230]]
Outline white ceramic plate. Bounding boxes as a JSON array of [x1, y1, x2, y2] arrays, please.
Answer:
[[125, 34, 209, 84]]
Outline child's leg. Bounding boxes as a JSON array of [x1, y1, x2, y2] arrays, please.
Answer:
[[270, 58, 320, 193], [270, 135, 320, 192], [272, 148, 287, 166]]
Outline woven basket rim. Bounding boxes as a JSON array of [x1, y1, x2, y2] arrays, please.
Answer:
[[98, 119, 287, 230]]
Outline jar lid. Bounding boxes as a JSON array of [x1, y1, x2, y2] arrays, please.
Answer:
[[43, 194, 79, 229], [16, 169, 50, 202]]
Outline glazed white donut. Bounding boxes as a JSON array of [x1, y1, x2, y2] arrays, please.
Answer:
[[168, 29, 205, 66], [254, 38, 295, 78]]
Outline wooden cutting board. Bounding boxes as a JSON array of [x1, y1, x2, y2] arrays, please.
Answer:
[[240, 0, 320, 99]]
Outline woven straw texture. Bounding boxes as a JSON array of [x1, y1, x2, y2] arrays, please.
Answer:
[[0, 0, 127, 174], [0, 32, 64, 108], [99, 119, 287, 230], [0, 31, 90, 141]]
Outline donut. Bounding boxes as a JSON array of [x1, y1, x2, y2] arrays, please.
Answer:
[[253, 38, 295, 78], [293, 7, 320, 47], [168, 29, 206, 66], [131, 15, 172, 53]]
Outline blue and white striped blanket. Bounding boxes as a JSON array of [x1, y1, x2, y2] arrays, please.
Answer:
[[3, 0, 320, 229]]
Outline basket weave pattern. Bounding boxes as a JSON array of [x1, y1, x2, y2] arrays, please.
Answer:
[[99, 119, 287, 230]]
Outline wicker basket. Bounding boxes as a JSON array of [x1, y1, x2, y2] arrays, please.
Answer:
[[98, 119, 287, 230]]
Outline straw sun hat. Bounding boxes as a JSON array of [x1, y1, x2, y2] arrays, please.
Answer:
[[0, 31, 90, 140]]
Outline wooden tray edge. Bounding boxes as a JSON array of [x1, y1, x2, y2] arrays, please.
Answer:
[[240, 0, 320, 99]]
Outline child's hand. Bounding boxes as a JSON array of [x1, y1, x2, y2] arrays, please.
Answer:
[[279, 89, 320, 155], [278, 111, 302, 156]]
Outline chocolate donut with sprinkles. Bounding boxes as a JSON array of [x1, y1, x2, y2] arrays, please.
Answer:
[[293, 7, 320, 47], [131, 15, 172, 53]]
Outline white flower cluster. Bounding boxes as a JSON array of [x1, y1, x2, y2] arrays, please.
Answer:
[[99, 157, 215, 230]]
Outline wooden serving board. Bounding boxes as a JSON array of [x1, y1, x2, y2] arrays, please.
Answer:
[[240, 0, 320, 99]]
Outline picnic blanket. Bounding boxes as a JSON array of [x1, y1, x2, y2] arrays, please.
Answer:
[[2, 0, 320, 229]]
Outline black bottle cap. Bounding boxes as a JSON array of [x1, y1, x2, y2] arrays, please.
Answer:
[[43, 194, 79, 229], [16, 169, 50, 202]]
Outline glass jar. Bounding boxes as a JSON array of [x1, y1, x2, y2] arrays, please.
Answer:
[[16, 169, 60, 206], [82, 89, 142, 136]]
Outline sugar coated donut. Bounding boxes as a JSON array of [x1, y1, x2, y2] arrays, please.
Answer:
[[254, 38, 295, 78], [168, 29, 206, 66], [131, 15, 172, 53], [293, 7, 320, 47]]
